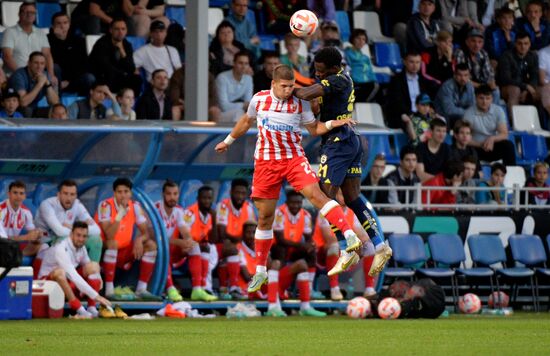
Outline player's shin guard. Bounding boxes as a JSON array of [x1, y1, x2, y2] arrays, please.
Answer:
[[85, 235, 103, 263], [226, 255, 240, 289], [254, 229, 273, 274], [297, 272, 311, 303], [267, 270, 279, 306], [326, 243, 340, 288], [347, 197, 383, 246], [87, 273, 102, 308], [200, 253, 209, 288], [137, 250, 157, 292]]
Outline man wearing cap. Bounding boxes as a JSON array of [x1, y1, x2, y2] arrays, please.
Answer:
[[0, 88, 23, 119], [402, 93, 445, 147], [133, 20, 182, 82], [406, 0, 441, 53]]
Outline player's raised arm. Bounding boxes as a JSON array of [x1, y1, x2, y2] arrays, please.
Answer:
[[214, 113, 255, 153], [303, 118, 356, 136], [293, 84, 325, 101]]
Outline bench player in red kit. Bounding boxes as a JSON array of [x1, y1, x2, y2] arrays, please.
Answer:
[[215, 64, 362, 293]]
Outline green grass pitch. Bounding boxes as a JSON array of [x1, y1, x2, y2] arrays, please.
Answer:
[[1, 314, 550, 355]]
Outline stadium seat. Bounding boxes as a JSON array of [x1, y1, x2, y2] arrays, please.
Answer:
[[509, 234, 548, 311], [352, 11, 394, 43], [179, 179, 203, 208], [33, 182, 58, 206], [216, 180, 232, 203], [385, 233, 427, 279], [127, 36, 147, 51], [259, 34, 277, 51], [503, 166, 526, 190], [374, 42, 403, 72], [335, 11, 350, 42], [1, 2, 21, 28], [94, 183, 113, 211], [354, 103, 386, 127], [378, 216, 410, 234], [208, 8, 224, 36], [166, 6, 186, 28], [279, 39, 308, 58], [382, 164, 396, 177], [61, 95, 85, 108], [36, 2, 62, 28], [392, 133, 409, 159], [512, 105, 550, 137], [85, 35, 101, 55], [518, 133, 548, 164]]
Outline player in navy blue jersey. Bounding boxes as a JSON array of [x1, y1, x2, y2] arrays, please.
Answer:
[[294, 47, 392, 277]]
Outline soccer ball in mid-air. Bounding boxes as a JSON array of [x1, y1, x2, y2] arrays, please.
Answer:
[[346, 297, 372, 319], [377, 297, 401, 320], [289, 10, 319, 37], [488, 291, 509, 309], [458, 293, 482, 314]]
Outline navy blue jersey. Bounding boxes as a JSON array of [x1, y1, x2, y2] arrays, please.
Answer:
[[319, 69, 358, 143]]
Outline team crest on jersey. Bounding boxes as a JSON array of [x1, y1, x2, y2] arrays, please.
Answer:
[[183, 211, 193, 224], [219, 204, 228, 216], [274, 211, 283, 225], [320, 155, 327, 164]]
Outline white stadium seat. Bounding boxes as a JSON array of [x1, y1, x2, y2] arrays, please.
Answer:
[[208, 8, 224, 36], [354, 103, 386, 127], [352, 11, 394, 43], [2, 2, 22, 28], [512, 105, 550, 137], [279, 39, 308, 58], [383, 164, 396, 177], [503, 166, 526, 190], [85, 34, 101, 55]]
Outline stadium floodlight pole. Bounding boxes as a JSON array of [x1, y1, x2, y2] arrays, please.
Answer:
[[185, 0, 209, 121]]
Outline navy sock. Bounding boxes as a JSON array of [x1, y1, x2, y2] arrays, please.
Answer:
[[347, 197, 383, 246], [330, 224, 348, 250]]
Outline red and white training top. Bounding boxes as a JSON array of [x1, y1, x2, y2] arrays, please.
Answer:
[[247, 89, 315, 161], [0, 199, 35, 238]]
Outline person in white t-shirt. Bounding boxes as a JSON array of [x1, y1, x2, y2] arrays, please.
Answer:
[[35, 180, 102, 262], [133, 20, 181, 82], [38, 221, 111, 318]]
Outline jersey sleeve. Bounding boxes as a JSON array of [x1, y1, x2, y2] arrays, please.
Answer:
[[216, 202, 229, 225], [23, 209, 35, 230], [273, 209, 285, 231], [246, 95, 259, 118], [133, 202, 147, 225], [97, 201, 112, 223], [300, 99, 316, 125], [303, 211, 312, 235]]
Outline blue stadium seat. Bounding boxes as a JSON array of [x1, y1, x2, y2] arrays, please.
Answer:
[[61, 95, 85, 108], [335, 11, 350, 42], [216, 180, 232, 203], [179, 179, 203, 208], [127, 36, 147, 51], [374, 42, 403, 72], [366, 134, 397, 164], [36, 2, 61, 28], [374, 72, 391, 84], [520, 133, 548, 164], [259, 34, 277, 51], [33, 182, 57, 206], [94, 183, 113, 211], [209, 0, 230, 7], [393, 133, 409, 158], [166, 6, 186, 28], [385, 233, 427, 279]]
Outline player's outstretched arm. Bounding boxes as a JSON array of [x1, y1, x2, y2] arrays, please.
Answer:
[[294, 84, 325, 101], [215, 114, 254, 153], [304, 118, 356, 136]]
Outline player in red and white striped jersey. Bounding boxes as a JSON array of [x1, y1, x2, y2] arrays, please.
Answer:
[[215, 64, 363, 303]]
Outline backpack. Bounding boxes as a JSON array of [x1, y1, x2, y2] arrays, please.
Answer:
[[0, 238, 22, 281]]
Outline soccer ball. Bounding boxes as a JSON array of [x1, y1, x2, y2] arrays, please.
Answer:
[[377, 297, 401, 320], [458, 293, 482, 314], [488, 291, 509, 309], [289, 10, 319, 37], [346, 297, 372, 319]]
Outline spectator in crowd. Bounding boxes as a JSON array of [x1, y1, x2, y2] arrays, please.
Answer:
[[96, 177, 160, 301], [539, 40, 550, 117], [280, 33, 310, 78], [133, 20, 182, 82], [136, 69, 173, 120], [416, 118, 451, 182], [169, 66, 221, 122], [126, 0, 168, 38], [387, 146, 420, 205], [209, 21, 247, 76], [421, 159, 464, 206], [309, 0, 336, 22], [71, 0, 134, 35], [34, 179, 103, 263], [423, 30, 454, 84], [37, 222, 112, 318], [262, 0, 303, 34], [107, 88, 136, 121], [0, 88, 23, 119], [254, 52, 281, 93], [68, 82, 114, 120], [215, 179, 256, 300], [49, 103, 68, 120], [523, 161, 550, 205], [225, 0, 261, 59], [485, 7, 517, 66], [470, 0, 515, 26], [476, 162, 507, 204], [454, 29, 499, 100], [0, 59, 6, 88], [449, 119, 479, 166], [216, 51, 253, 123], [361, 154, 390, 204], [402, 93, 444, 147], [434, 63, 476, 127], [439, 0, 483, 34], [498, 32, 540, 117], [2, 2, 56, 87], [386, 51, 438, 129], [463, 85, 517, 165], [345, 29, 379, 102], [406, 0, 441, 53], [516, 0, 550, 50], [0, 181, 42, 259], [309, 21, 348, 73], [457, 155, 478, 204], [89, 18, 142, 96], [8, 52, 59, 118], [48, 12, 94, 96]]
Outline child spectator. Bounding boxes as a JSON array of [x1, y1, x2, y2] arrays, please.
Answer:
[[523, 162, 550, 205], [361, 154, 390, 204], [476, 163, 507, 205], [0, 88, 23, 118], [345, 29, 379, 102], [457, 155, 478, 204], [48, 103, 68, 120], [401, 93, 443, 147], [107, 88, 136, 121]]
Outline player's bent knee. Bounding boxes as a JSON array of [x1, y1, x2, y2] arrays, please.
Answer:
[[50, 268, 66, 281], [84, 262, 100, 275]]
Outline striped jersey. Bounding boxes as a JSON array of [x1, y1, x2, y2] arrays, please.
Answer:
[[0, 199, 35, 238], [247, 89, 315, 161]]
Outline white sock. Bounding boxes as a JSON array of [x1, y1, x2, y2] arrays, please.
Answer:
[[136, 281, 147, 293], [105, 282, 114, 296], [300, 302, 311, 311], [77, 306, 91, 317], [192, 286, 202, 291], [256, 265, 267, 274], [87, 306, 98, 317], [331, 286, 341, 293], [365, 287, 376, 295]]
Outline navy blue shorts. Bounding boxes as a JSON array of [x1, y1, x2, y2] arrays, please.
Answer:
[[317, 135, 363, 187]]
